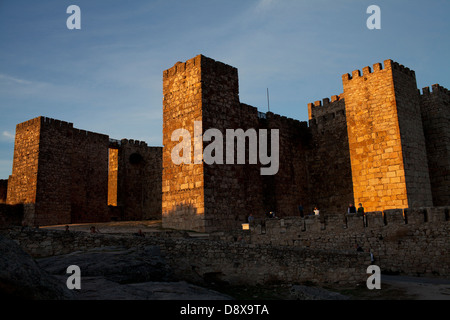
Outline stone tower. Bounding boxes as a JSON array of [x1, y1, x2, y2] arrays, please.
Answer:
[[343, 60, 433, 212], [420, 84, 450, 206], [6, 116, 162, 226], [7, 117, 110, 226], [162, 55, 244, 232], [162, 55, 310, 232]]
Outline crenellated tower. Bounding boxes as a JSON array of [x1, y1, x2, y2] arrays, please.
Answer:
[[342, 60, 433, 212], [420, 84, 450, 206], [307, 94, 354, 214], [162, 55, 311, 232], [7, 116, 110, 225]]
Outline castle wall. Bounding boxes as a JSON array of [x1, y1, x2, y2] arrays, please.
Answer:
[[3, 228, 370, 287], [116, 139, 162, 220], [162, 56, 267, 232], [4, 56, 449, 232], [35, 117, 76, 225], [391, 63, 433, 207], [69, 126, 110, 224], [108, 148, 119, 206], [200, 57, 260, 231], [7, 117, 110, 225], [342, 60, 432, 212], [264, 113, 310, 216], [162, 56, 206, 231], [6, 118, 41, 211], [162, 55, 312, 232], [420, 84, 450, 206], [307, 95, 354, 214], [5, 116, 162, 226], [219, 206, 450, 278]]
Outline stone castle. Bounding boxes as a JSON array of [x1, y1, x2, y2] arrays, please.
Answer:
[[1, 55, 449, 233]]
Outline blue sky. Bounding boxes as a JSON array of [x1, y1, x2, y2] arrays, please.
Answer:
[[0, 0, 449, 178]]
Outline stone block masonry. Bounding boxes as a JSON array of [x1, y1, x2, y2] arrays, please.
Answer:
[[420, 84, 450, 206], [221, 206, 450, 278], [162, 55, 449, 232], [308, 95, 354, 214], [5, 116, 162, 226], [2, 54, 449, 232], [162, 56, 206, 232], [343, 60, 433, 212], [113, 139, 162, 220], [162, 55, 311, 232], [2, 228, 370, 287], [7, 117, 110, 226], [6, 117, 41, 209]]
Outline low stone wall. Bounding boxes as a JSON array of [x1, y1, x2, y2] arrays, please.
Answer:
[[1, 228, 370, 287], [161, 238, 369, 287], [227, 207, 450, 278]]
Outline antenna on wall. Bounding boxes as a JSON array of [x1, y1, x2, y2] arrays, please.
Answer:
[[266, 88, 270, 112]]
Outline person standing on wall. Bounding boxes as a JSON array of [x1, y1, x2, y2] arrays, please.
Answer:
[[358, 203, 367, 227], [348, 203, 356, 215]]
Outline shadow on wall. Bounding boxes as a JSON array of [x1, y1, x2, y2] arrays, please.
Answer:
[[162, 203, 206, 232], [0, 204, 24, 228]]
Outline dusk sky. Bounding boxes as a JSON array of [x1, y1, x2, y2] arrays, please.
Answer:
[[0, 0, 449, 178]]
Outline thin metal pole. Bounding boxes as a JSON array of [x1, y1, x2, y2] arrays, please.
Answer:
[[267, 88, 270, 112]]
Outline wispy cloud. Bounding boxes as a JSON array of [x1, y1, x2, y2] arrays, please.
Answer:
[[255, 0, 275, 12], [1, 131, 14, 142], [0, 74, 32, 85]]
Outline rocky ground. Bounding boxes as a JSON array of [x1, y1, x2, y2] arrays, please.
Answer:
[[1, 220, 449, 300]]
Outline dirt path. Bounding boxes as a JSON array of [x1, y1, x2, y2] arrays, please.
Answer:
[[381, 275, 450, 300]]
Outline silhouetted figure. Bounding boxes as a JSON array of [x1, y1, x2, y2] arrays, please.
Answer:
[[357, 203, 365, 215], [348, 203, 356, 214]]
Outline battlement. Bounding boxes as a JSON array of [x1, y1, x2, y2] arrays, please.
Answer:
[[307, 94, 345, 120], [342, 59, 416, 83], [72, 128, 109, 141], [163, 54, 237, 81], [41, 116, 74, 129], [16, 116, 110, 140], [15, 116, 44, 130], [234, 206, 450, 277], [120, 138, 148, 148], [42, 117, 109, 140], [163, 55, 202, 80], [390, 60, 416, 78], [421, 84, 450, 97], [249, 206, 449, 238]]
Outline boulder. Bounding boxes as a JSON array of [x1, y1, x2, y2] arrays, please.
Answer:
[[0, 234, 75, 299], [37, 245, 175, 284], [37, 245, 232, 300]]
